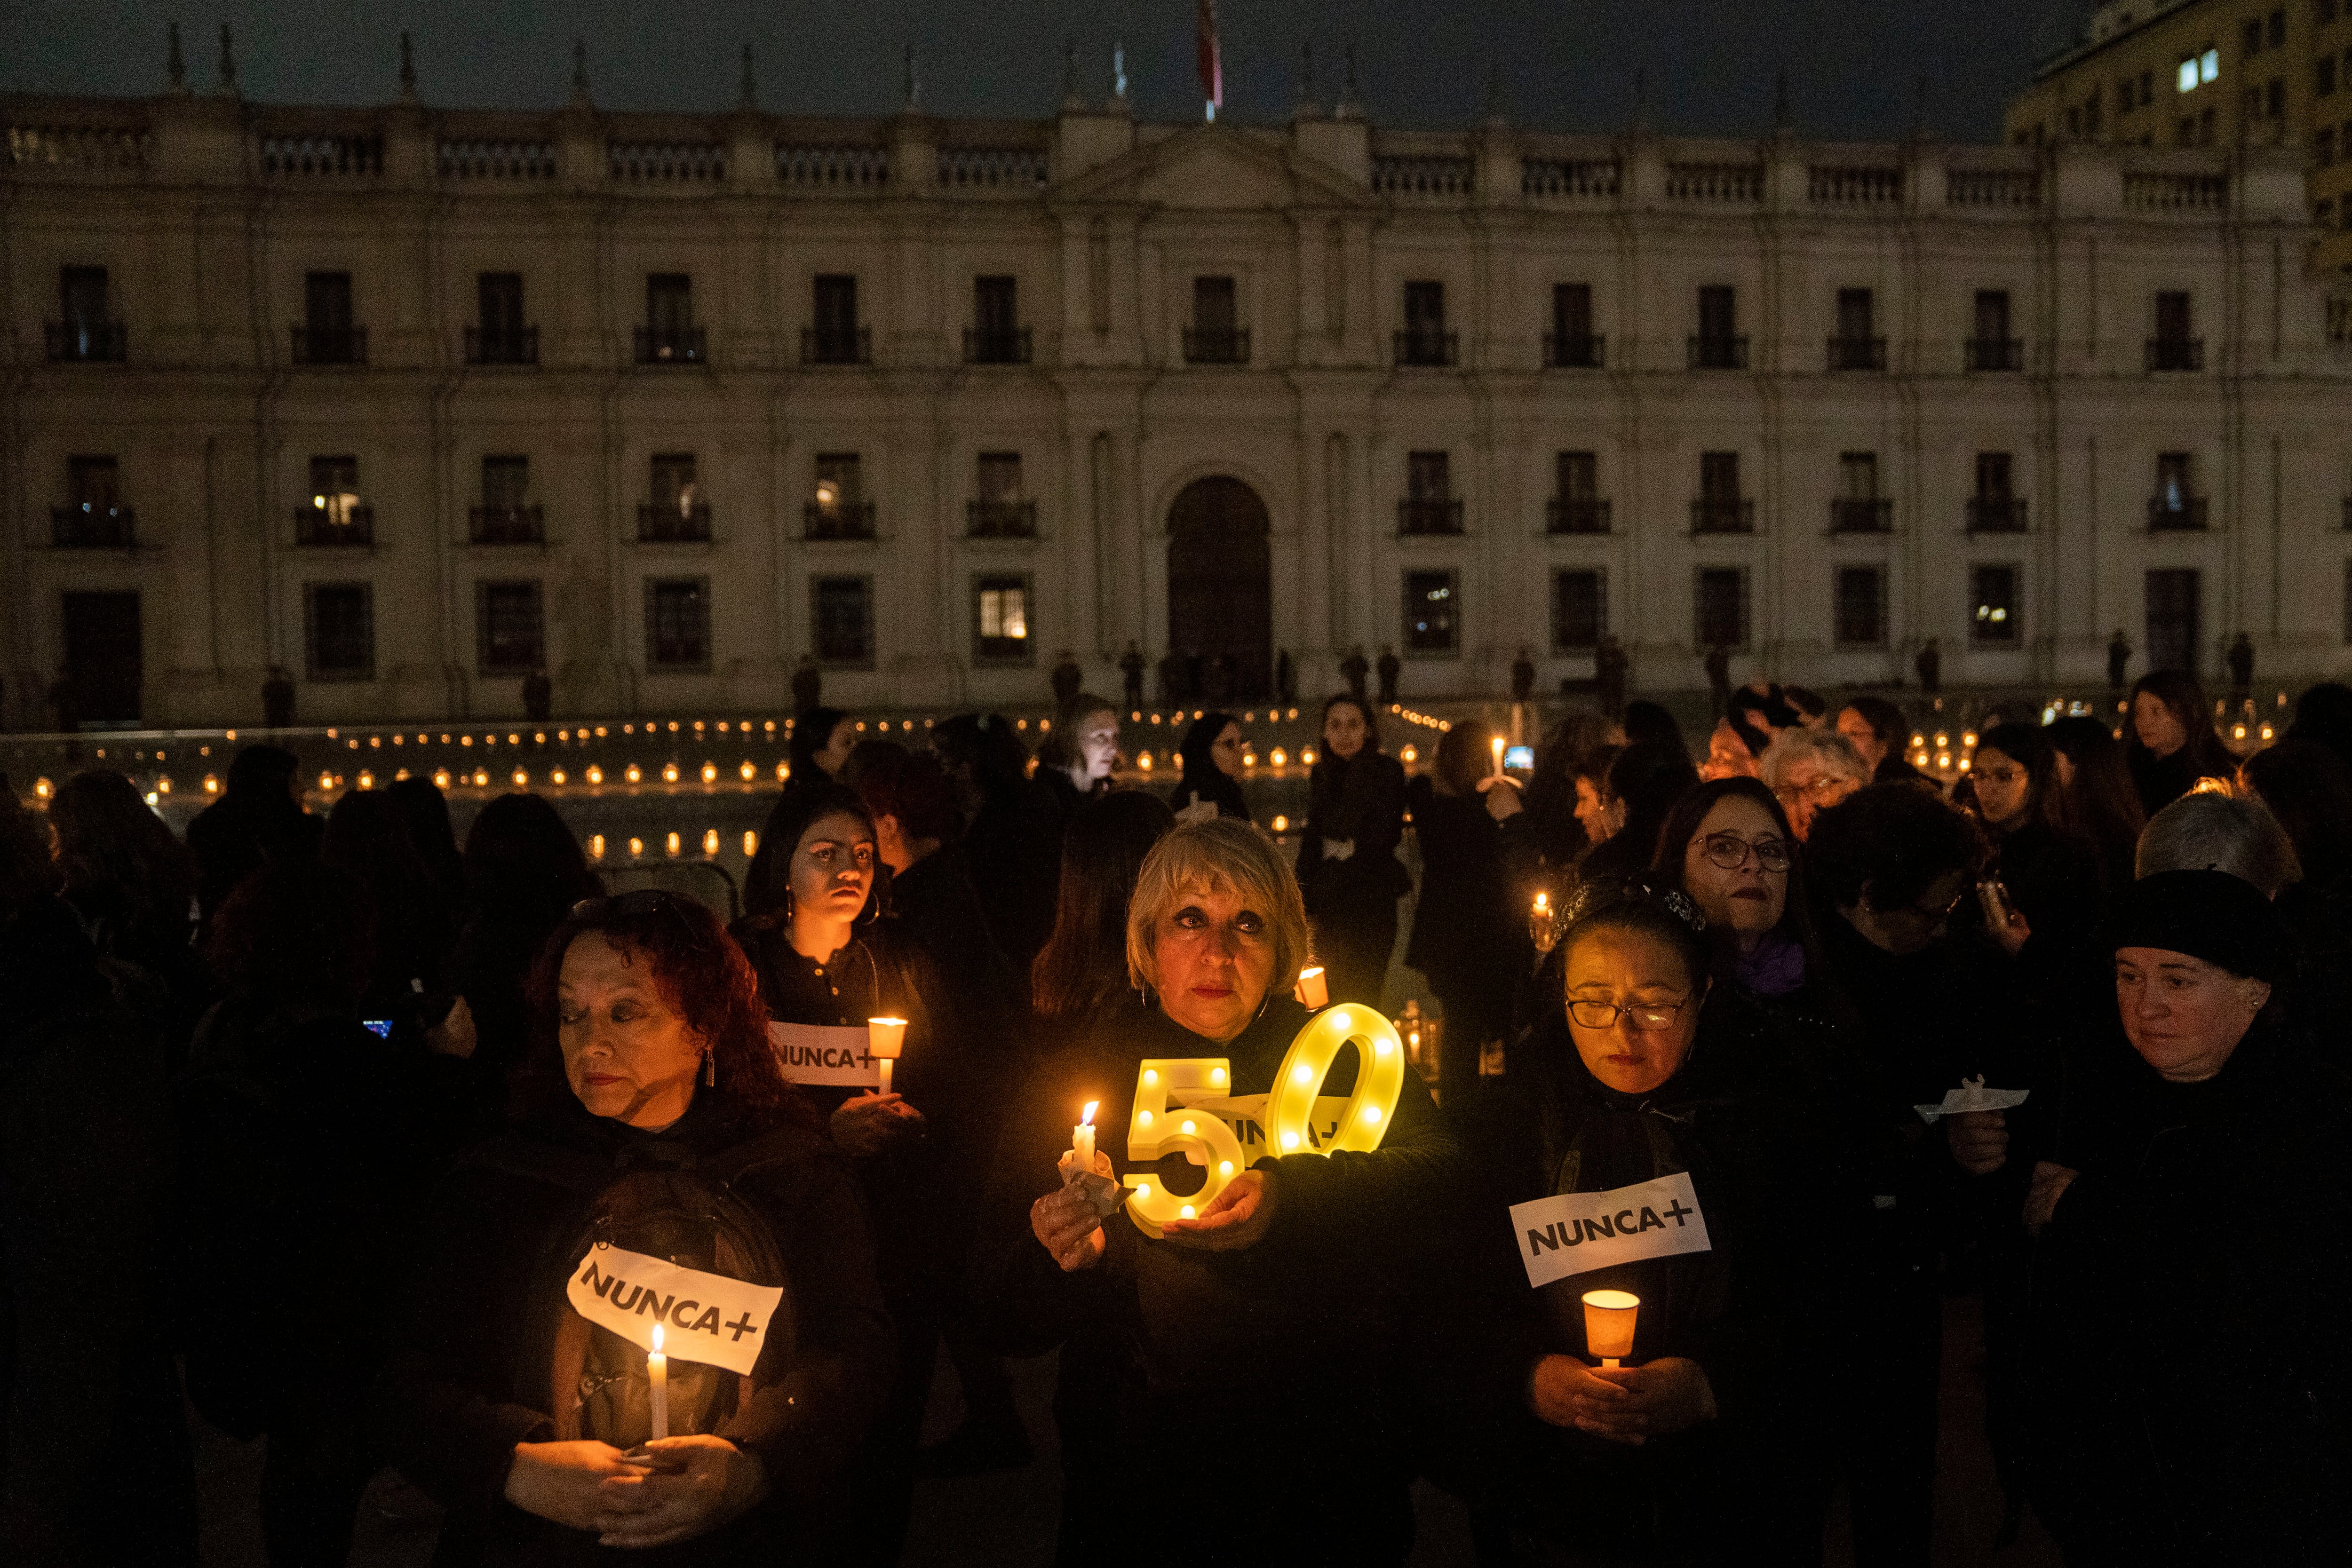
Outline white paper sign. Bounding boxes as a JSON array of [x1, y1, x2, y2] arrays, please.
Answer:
[[565, 1243, 784, 1377], [767, 1021, 879, 1088], [1914, 1075, 2030, 1124], [1508, 1172, 1713, 1289], [1174, 1092, 1356, 1163]]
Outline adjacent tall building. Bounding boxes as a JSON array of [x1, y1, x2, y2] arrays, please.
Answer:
[[2007, 0, 2352, 272], [5, 55, 2350, 727]]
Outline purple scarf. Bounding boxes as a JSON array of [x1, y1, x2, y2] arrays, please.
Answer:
[[1732, 929, 1807, 998]]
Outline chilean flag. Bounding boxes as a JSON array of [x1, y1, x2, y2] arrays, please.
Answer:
[[1197, 0, 1223, 117]]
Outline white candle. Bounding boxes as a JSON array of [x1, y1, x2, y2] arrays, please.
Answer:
[[867, 1016, 906, 1097], [1295, 966, 1329, 1010], [1582, 1289, 1639, 1369], [1073, 1100, 1098, 1169], [1491, 735, 1506, 780], [648, 1322, 668, 1440]]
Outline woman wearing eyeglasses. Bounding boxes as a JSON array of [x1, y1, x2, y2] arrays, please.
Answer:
[[373, 890, 892, 1564], [1446, 882, 1843, 1563]]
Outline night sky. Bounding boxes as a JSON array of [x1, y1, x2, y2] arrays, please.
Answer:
[[6, 0, 2086, 144]]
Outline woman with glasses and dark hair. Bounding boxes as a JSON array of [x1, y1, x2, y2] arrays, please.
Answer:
[[1445, 881, 1846, 1563], [373, 889, 891, 1565], [1295, 693, 1410, 1006], [1649, 778, 1817, 1000]]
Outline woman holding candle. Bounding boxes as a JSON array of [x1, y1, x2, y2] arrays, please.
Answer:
[[373, 891, 891, 1563], [977, 817, 1463, 1563], [1448, 879, 1848, 1563], [1295, 694, 1410, 1006]]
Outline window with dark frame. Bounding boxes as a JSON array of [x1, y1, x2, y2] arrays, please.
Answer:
[[644, 578, 711, 669], [1547, 283, 1601, 367], [638, 273, 702, 364], [1693, 567, 1749, 650], [808, 274, 866, 364], [1829, 288, 1884, 370], [1403, 570, 1459, 655], [1971, 452, 2025, 532], [51, 265, 123, 361], [970, 452, 1034, 537], [973, 574, 1033, 663], [968, 276, 1028, 364], [302, 454, 370, 544], [808, 453, 873, 539], [55, 455, 130, 547], [1398, 280, 1454, 365], [1970, 289, 2021, 370], [1695, 451, 1750, 533], [305, 583, 374, 680], [812, 576, 875, 666], [470, 272, 535, 364], [642, 453, 707, 542], [2153, 451, 2207, 529], [475, 579, 545, 673], [1971, 564, 2021, 645], [297, 271, 363, 364], [1551, 569, 1605, 651], [1692, 285, 1745, 368], [1834, 452, 1890, 532], [1550, 451, 1607, 533], [1401, 451, 1462, 535], [2150, 290, 2202, 370], [1834, 565, 1886, 647], [1186, 276, 1247, 363], [474, 455, 541, 544]]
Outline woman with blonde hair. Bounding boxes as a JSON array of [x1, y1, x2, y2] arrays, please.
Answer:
[[977, 817, 1462, 1565]]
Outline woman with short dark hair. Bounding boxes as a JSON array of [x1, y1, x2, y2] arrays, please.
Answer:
[[374, 890, 891, 1565], [1168, 711, 1252, 823]]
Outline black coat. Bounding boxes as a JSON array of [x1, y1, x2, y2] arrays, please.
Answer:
[[1444, 995, 1864, 1561], [1402, 784, 1533, 1003], [0, 896, 195, 1568], [2026, 1021, 2352, 1564], [372, 1091, 892, 1568], [1296, 750, 1410, 918], [971, 994, 1465, 1563]]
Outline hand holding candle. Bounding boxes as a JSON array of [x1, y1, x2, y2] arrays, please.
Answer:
[[1582, 1289, 1639, 1368], [866, 1016, 906, 1096]]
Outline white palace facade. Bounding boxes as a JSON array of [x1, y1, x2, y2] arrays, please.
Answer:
[[6, 66, 2352, 725]]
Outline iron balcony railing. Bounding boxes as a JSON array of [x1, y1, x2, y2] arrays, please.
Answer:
[[1689, 334, 1749, 370], [803, 501, 877, 540], [1830, 498, 1893, 533], [963, 327, 1032, 365], [967, 499, 1038, 538], [1967, 496, 2029, 533], [46, 321, 127, 362], [1183, 327, 1251, 364], [1691, 497, 1756, 533], [296, 505, 375, 545], [634, 325, 706, 365], [469, 504, 546, 544], [802, 326, 871, 365], [51, 505, 135, 548], [1543, 332, 1605, 368], [1546, 498, 1611, 534], [1965, 336, 2024, 372], [1398, 498, 1466, 535], [1826, 335, 1887, 372], [465, 325, 539, 365], [1394, 329, 1459, 367], [637, 503, 712, 543], [291, 325, 368, 364]]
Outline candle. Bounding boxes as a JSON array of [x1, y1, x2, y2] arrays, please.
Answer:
[[1295, 966, 1329, 1010], [648, 1322, 668, 1440], [1073, 1100, 1098, 1169], [1582, 1289, 1639, 1369], [1530, 891, 1556, 955], [1490, 735, 1506, 780], [867, 1016, 906, 1096]]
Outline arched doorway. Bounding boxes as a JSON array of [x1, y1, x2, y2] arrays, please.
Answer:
[[1166, 476, 1271, 701]]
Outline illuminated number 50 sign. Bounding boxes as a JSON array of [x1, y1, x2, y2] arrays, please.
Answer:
[[1123, 1003, 1406, 1238]]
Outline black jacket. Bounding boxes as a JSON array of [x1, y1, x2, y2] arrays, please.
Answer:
[[2026, 1020, 2352, 1565], [1445, 996, 1862, 1560], [1296, 750, 1411, 915], [1403, 783, 1535, 1002], [971, 994, 1464, 1562], [372, 1091, 892, 1568]]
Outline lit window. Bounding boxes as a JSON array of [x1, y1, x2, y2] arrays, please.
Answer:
[[2180, 57, 2201, 92], [975, 575, 1032, 662], [2203, 47, 2220, 82]]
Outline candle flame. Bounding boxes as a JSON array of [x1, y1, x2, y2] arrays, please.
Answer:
[[651, 1323, 664, 1353], [1081, 1101, 1098, 1126]]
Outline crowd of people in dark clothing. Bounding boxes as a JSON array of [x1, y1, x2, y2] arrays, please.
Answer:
[[5, 671, 2350, 1568]]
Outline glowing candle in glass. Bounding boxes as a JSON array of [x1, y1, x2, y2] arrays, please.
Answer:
[[1582, 1289, 1639, 1369], [867, 1016, 907, 1095], [1530, 891, 1556, 954], [1490, 734, 1506, 780], [1295, 966, 1329, 1010]]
